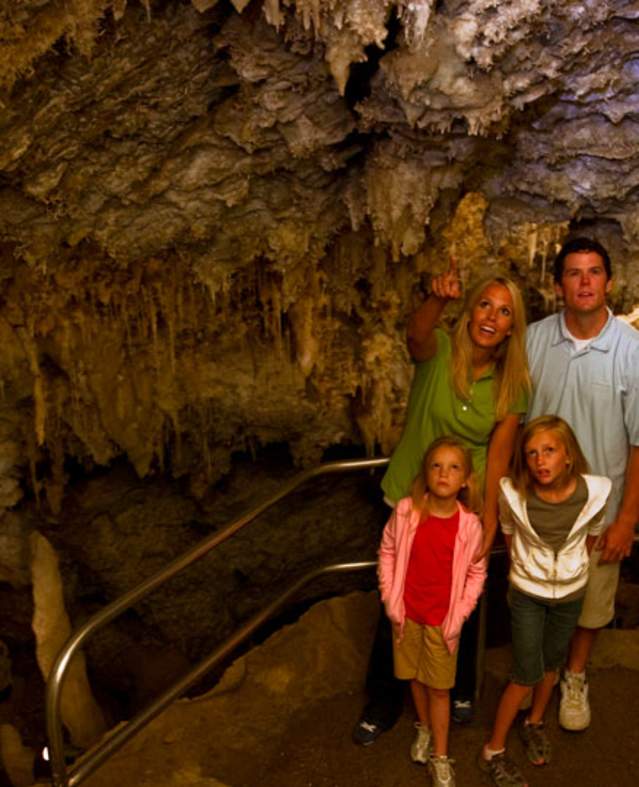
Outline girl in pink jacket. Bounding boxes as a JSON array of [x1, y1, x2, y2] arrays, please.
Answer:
[[378, 436, 487, 787]]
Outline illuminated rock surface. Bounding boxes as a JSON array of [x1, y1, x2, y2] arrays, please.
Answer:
[[0, 1, 638, 505]]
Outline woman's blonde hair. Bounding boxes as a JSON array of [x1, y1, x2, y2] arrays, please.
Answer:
[[451, 276, 531, 421], [411, 436, 482, 515], [511, 415, 589, 494]]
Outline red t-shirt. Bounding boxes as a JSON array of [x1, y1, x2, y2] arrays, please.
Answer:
[[404, 510, 459, 626]]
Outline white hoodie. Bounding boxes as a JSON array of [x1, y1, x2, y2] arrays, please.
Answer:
[[499, 474, 611, 601]]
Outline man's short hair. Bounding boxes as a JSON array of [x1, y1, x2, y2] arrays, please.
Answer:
[[553, 236, 612, 283]]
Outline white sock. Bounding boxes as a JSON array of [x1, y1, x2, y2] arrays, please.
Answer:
[[565, 670, 586, 680], [482, 745, 505, 761]]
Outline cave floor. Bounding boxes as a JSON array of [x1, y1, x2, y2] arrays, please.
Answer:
[[78, 662, 639, 787], [232, 667, 639, 787], [60, 590, 639, 787]]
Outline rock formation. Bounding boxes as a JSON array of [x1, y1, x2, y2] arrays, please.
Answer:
[[0, 1, 637, 508]]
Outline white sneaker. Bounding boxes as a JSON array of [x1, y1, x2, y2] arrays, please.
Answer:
[[410, 722, 432, 764], [559, 671, 591, 731], [428, 754, 456, 787]]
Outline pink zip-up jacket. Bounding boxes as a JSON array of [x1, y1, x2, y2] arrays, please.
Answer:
[[378, 496, 487, 654]]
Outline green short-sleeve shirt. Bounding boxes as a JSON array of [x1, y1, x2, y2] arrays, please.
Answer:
[[381, 329, 528, 504]]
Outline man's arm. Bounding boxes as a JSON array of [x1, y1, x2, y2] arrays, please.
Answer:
[[407, 258, 461, 361], [479, 413, 521, 559], [600, 444, 639, 562]]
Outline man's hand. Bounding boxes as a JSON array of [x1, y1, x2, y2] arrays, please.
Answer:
[[431, 257, 462, 301], [599, 520, 635, 563]]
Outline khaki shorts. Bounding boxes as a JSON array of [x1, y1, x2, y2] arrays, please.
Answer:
[[578, 548, 620, 629], [393, 617, 457, 689]]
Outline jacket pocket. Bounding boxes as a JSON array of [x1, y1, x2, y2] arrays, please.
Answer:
[[556, 549, 588, 585]]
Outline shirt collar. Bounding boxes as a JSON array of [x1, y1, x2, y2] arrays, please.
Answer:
[[555, 308, 615, 351], [475, 365, 495, 382]]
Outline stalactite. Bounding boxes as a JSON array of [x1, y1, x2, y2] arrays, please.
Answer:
[[111, 0, 128, 22], [400, 0, 435, 49], [25, 429, 41, 510], [17, 325, 46, 448], [175, 273, 184, 325], [271, 282, 284, 356], [46, 436, 66, 516], [169, 408, 183, 470], [155, 272, 178, 375], [540, 239, 548, 282], [264, 0, 284, 29], [371, 245, 387, 302], [527, 226, 538, 269], [289, 295, 318, 378], [119, 294, 134, 353], [200, 403, 212, 479], [143, 285, 160, 375], [74, 307, 91, 349]]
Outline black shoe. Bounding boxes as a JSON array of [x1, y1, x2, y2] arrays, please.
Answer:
[[451, 699, 474, 724], [352, 717, 385, 745]]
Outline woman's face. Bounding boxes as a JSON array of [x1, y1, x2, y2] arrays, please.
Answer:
[[468, 282, 514, 351]]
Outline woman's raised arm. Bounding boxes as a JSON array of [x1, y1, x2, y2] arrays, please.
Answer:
[[407, 258, 462, 361]]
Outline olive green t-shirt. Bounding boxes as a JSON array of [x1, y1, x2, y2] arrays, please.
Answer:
[[526, 476, 588, 554], [381, 329, 528, 504]]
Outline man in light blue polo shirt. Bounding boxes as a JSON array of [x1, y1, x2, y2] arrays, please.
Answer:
[[527, 236, 639, 732]]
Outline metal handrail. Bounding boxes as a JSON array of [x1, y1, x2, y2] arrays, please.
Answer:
[[66, 560, 376, 787], [46, 457, 389, 787]]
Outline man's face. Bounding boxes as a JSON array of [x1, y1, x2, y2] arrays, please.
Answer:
[[555, 251, 612, 315]]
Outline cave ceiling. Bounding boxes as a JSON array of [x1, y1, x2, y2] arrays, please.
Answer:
[[0, 0, 638, 515]]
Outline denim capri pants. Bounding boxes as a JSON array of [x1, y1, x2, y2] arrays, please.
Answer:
[[508, 586, 584, 686]]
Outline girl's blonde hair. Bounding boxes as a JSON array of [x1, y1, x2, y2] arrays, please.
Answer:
[[411, 436, 482, 514], [451, 276, 531, 420], [511, 415, 589, 494]]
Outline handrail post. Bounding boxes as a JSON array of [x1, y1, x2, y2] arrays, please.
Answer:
[[47, 646, 73, 787]]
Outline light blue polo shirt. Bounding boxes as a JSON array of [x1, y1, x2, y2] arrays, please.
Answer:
[[526, 310, 639, 524]]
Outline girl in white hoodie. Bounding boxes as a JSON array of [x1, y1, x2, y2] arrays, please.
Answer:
[[480, 415, 610, 787]]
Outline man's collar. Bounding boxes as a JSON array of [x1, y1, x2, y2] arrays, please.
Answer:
[[556, 308, 614, 350]]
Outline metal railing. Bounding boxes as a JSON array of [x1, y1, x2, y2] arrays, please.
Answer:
[[46, 457, 389, 787]]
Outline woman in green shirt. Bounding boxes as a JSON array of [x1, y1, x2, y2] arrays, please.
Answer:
[[383, 260, 530, 554], [354, 260, 530, 747]]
